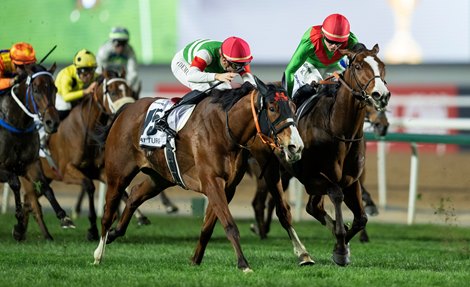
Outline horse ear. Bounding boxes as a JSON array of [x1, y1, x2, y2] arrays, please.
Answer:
[[49, 62, 57, 74], [103, 69, 109, 78], [372, 44, 380, 55], [339, 48, 354, 59], [254, 76, 268, 95]]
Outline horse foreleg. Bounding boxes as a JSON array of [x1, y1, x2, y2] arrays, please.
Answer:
[[203, 177, 251, 272], [361, 182, 379, 216], [73, 189, 86, 219], [265, 175, 313, 266], [344, 182, 368, 244], [192, 203, 217, 265], [306, 195, 335, 230], [250, 178, 269, 239], [8, 175, 26, 241], [326, 185, 349, 266], [121, 189, 151, 226], [23, 189, 53, 240], [110, 177, 167, 243]]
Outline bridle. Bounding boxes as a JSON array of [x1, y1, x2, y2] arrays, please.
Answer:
[[3, 71, 55, 133], [226, 88, 296, 150], [95, 77, 135, 115]]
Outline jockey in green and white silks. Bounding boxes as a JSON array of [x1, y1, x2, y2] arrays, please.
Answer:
[[171, 37, 256, 91], [284, 14, 358, 99]]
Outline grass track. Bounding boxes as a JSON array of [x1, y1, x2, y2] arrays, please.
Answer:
[[0, 214, 469, 287]]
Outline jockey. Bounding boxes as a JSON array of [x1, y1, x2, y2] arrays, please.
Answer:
[[0, 42, 36, 90], [96, 27, 140, 97], [171, 36, 255, 91], [55, 49, 98, 120], [284, 13, 358, 102]]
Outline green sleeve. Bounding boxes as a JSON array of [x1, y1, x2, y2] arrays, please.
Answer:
[[347, 32, 359, 49], [284, 30, 315, 97]]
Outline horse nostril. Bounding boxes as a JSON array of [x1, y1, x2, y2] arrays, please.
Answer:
[[288, 144, 301, 154], [371, 92, 381, 101]]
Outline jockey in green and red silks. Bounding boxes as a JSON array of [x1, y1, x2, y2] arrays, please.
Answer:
[[171, 36, 256, 91], [284, 13, 358, 99]]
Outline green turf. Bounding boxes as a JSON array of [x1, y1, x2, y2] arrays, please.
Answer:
[[0, 214, 469, 287]]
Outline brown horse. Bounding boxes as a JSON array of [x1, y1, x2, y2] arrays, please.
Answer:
[[281, 43, 390, 266], [93, 78, 313, 271], [250, 104, 390, 241], [0, 63, 60, 241], [20, 70, 135, 241]]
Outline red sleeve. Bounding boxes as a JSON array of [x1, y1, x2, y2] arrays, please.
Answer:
[[190, 56, 208, 71], [239, 64, 252, 76]]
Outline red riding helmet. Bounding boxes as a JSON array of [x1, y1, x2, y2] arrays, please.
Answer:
[[10, 42, 37, 65], [321, 14, 350, 42], [221, 36, 253, 63]]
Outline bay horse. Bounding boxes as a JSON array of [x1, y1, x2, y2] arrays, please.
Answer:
[[0, 63, 60, 241], [250, 104, 390, 242], [280, 43, 390, 266], [94, 77, 314, 271], [20, 70, 136, 241]]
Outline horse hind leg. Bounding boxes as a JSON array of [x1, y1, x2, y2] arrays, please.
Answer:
[[159, 190, 179, 214], [23, 188, 53, 240], [250, 178, 269, 239], [344, 183, 368, 244]]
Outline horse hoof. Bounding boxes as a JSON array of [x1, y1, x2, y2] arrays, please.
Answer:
[[332, 244, 351, 266], [242, 267, 253, 273], [299, 253, 315, 266], [359, 233, 370, 243], [137, 217, 151, 226], [165, 206, 179, 214], [61, 216, 76, 229], [87, 229, 99, 241], [249, 223, 259, 235], [12, 225, 26, 242]]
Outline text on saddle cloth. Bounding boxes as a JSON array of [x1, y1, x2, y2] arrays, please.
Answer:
[[140, 99, 196, 148]]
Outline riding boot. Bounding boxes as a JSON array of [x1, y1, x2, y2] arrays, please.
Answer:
[[292, 84, 316, 106]]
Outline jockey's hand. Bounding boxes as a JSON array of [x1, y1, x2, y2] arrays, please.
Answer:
[[12, 73, 27, 85], [215, 72, 237, 83], [84, 82, 98, 96]]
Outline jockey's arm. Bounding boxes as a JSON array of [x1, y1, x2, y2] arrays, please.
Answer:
[[284, 37, 313, 97], [187, 51, 216, 83], [240, 65, 256, 86], [125, 51, 139, 87]]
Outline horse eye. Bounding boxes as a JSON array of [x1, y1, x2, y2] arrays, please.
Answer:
[[269, 107, 275, 112], [355, 64, 361, 70]]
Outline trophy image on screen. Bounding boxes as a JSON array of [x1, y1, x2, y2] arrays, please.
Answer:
[[385, 0, 422, 64]]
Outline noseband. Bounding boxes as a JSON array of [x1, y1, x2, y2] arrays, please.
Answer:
[[6, 71, 55, 133], [226, 89, 296, 150], [99, 78, 135, 114]]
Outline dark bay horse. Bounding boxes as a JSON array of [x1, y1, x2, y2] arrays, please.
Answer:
[[250, 104, 390, 242], [94, 78, 313, 271], [20, 70, 135, 241], [0, 63, 60, 241], [281, 43, 390, 266]]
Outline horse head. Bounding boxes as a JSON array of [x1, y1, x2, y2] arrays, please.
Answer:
[[17, 63, 60, 134], [94, 69, 135, 115], [254, 76, 304, 163], [340, 43, 391, 112], [365, 105, 389, 136]]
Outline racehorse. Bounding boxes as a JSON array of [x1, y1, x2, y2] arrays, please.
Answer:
[[20, 69, 135, 241], [0, 63, 60, 241], [282, 43, 390, 266], [250, 104, 390, 241], [94, 77, 314, 271]]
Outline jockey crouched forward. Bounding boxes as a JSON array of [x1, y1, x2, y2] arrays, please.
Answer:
[[55, 49, 99, 120], [0, 42, 37, 91], [171, 36, 256, 93]]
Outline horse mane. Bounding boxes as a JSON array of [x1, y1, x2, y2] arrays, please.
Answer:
[[210, 82, 255, 111]]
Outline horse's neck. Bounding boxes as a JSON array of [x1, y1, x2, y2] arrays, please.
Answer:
[[80, 95, 107, 128], [226, 93, 257, 145], [329, 85, 366, 137], [3, 85, 34, 127]]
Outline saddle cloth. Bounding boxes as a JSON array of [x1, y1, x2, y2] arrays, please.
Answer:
[[139, 99, 195, 148]]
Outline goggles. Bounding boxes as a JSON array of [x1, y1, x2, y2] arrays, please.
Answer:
[[227, 60, 249, 73], [77, 67, 95, 75], [324, 37, 344, 47], [113, 40, 128, 47]]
